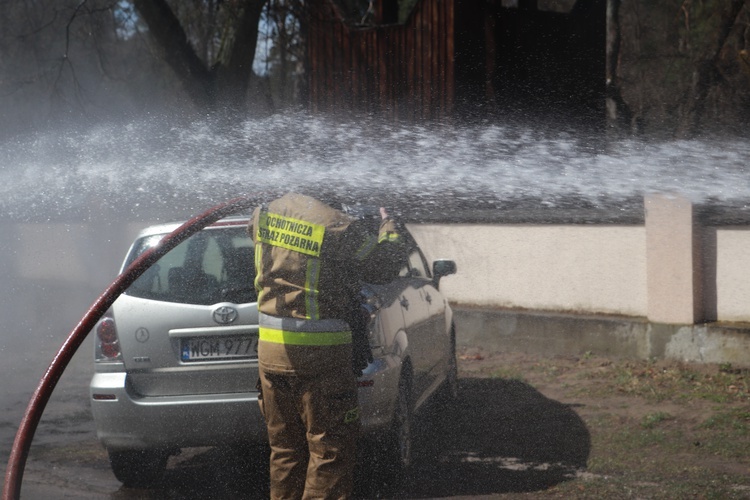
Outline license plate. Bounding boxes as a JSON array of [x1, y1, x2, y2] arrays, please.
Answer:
[[180, 336, 258, 362]]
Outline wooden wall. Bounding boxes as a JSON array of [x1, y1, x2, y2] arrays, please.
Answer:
[[306, 0, 455, 121], [305, 0, 606, 124]]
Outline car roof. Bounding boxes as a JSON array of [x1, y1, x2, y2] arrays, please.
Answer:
[[134, 216, 250, 239]]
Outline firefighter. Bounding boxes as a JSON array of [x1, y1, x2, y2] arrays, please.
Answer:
[[248, 192, 402, 499]]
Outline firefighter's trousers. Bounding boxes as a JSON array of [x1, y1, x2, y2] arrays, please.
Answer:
[[258, 363, 360, 500]]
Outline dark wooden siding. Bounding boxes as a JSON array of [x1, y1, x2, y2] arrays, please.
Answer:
[[306, 0, 455, 121], [305, 0, 606, 124]]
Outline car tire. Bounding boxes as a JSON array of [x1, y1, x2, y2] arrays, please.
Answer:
[[108, 449, 169, 488], [388, 366, 414, 474]]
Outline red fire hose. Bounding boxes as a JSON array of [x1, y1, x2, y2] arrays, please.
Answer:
[[2, 196, 257, 500]]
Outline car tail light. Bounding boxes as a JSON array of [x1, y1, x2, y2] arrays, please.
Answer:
[[95, 315, 122, 362]]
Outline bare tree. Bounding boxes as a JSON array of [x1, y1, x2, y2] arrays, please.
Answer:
[[132, 0, 268, 116], [676, 0, 749, 137], [0, 0, 310, 133], [0, 0, 188, 136]]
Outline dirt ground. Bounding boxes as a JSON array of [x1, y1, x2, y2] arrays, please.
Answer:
[[12, 348, 750, 499], [453, 348, 750, 499]]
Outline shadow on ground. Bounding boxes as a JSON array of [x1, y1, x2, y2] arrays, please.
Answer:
[[112, 377, 590, 499]]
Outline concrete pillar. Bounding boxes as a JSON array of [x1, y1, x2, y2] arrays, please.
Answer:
[[645, 193, 703, 324]]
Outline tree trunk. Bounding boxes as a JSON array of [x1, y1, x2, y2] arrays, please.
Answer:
[[676, 0, 748, 138], [215, 0, 267, 114], [133, 0, 214, 108], [133, 0, 268, 115], [605, 0, 634, 134]]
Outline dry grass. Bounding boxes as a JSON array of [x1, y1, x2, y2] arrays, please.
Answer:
[[458, 350, 750, 499]]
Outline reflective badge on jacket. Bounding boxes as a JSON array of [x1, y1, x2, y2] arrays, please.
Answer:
[[257, 211, 325, 257], [344, 407, 360, 424]]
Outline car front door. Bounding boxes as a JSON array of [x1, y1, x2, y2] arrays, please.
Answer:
[[397, 246, 445, 403]]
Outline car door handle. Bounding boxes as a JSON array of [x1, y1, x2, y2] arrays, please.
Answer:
[[400, 296, 409, 310], [425, 293, 432, 304]]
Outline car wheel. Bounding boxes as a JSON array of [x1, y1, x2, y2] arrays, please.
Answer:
[[108, 449, 169, 488], [389, 366, 414, 473]]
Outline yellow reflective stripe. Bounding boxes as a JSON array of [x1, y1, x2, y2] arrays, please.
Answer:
[[257, 212, 325, 257], [357, 232, 402, 261], [254, 243, 263, 300], [344, 407, 360, 424], [259, 327, 352, 346], [378, 232, 401, 244], [355, 234, 378, 261]]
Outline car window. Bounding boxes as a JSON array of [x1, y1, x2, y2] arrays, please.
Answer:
[[399, 247, 431, 279], [124, 226, 257, 305]]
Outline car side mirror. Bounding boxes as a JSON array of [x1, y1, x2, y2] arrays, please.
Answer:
[[432, 259, 456, 287]]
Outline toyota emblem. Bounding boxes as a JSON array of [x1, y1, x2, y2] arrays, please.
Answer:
[[213, 306, 238, 325]]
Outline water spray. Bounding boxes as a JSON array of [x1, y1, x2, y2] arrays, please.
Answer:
[[2, 196, 257, 500]]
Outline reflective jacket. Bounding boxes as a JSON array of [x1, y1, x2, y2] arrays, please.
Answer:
[[248, 192, 402, 375]]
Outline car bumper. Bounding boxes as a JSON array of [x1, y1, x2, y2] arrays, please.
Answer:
[[90, 372, 268, 451], [90, 357, 400, 452]]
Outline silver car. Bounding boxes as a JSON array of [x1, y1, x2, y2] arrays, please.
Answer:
[[89, 215, 457, 487]]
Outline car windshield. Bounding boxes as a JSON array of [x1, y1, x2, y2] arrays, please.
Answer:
[[124, 226, 257, 305]]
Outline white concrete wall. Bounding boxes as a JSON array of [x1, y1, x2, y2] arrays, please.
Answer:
[[408, 224, 648, 317], [716, 227, 750, 322], [5, 219, 750, 324], [11, 222, 147, 288], [644, 194, 699, 324]]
